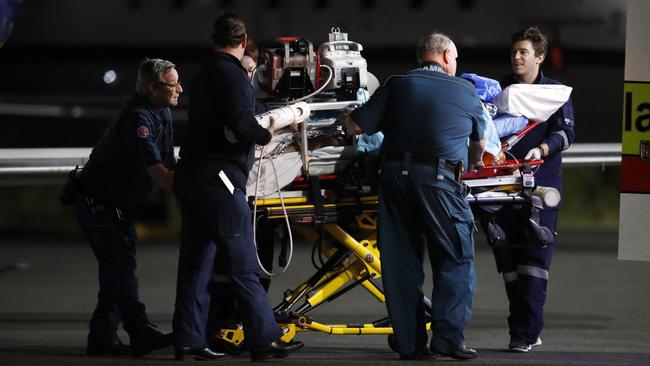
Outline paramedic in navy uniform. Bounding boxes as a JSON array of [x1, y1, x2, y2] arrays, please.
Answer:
[[489, 26, 575, 353], [340, 33, 487, 360], [70, 58, 179, 357], [171, 13, 303, 361]]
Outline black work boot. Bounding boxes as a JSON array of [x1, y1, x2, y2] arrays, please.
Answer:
[[127, 320, 173, 358], [250, 339, 304, 362], [86, 335, 131, 356]]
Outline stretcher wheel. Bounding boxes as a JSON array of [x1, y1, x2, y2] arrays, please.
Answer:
[[212, 328, 246, 354]]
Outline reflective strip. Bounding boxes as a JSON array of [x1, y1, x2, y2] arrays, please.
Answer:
[[502, 271, 518, 283], [553, 130, 570, 150], [115, 207, 125, 221], [211, 274, 231, 283], [517, 264, 549, 280]]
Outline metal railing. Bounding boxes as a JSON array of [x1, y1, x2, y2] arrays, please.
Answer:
[[560, 143, 621, 166], [0, 143, 621, 187]]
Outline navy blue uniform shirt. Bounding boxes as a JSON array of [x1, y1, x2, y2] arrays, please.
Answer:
[[350, 63, 487, 167], [503, 71, 575, 190], [79, 94, 174, 208], [179, 51, 270, 189]]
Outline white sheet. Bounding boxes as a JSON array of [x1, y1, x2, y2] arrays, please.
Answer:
[[247, 145, 356, 198]]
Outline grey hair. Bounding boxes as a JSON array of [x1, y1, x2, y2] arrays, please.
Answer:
[[416, 33, 454, 60], [135, 58, 176, 96]]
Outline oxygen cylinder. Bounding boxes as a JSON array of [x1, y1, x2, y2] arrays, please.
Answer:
[[255, 102, 311, 129], [532, 186, 561, 208]]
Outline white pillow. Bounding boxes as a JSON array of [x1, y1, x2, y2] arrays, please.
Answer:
[[495, 84, 572, 122]]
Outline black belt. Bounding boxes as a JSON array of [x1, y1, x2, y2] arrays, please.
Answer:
[[384, 152, 458, 173]]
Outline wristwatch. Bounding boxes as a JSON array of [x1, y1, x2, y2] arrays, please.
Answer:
[[539, 143, 549, 157]]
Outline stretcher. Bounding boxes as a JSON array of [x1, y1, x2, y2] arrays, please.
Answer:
[[216, 102, 557, 349]]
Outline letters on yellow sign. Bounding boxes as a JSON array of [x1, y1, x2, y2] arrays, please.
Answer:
[[622, 81, 650, 155]]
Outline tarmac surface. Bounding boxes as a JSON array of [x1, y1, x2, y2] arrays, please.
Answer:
[[1, 229, 649, 365]]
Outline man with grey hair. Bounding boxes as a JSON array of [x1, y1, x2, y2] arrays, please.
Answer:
[[62, 58, 181, 357], [340, 33, 486, 360], [416, 33, 455, 60]]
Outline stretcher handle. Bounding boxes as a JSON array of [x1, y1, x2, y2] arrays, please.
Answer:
[[503, 120, 540, 150]]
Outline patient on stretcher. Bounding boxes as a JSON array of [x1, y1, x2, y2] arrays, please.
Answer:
[[461, 73, 572, 168], [246, 77, 572, 198]]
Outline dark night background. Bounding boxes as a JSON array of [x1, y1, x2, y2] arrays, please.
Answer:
[[0, 0, 625, 232], [0, 0, 626, 148], [1, 6, 646, 366]]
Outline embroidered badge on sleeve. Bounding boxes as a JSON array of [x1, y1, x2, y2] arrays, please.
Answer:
[[137, 126, 150, 139]]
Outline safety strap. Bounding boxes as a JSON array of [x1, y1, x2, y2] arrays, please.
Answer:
[[305, 174, 327, 256], [306, 174, 325, 223]]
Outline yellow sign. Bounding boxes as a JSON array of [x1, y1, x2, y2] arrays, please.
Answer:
[[622, 81, 650, 155]]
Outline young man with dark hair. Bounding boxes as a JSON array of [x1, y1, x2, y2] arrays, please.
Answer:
[[488, 26, 575, 353]]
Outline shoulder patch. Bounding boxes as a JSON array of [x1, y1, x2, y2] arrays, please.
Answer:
[[137, 126, 150, 139]]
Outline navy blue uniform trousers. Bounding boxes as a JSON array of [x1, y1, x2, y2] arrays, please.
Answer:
[[72, 193, 146, 341], [172, 164, 281, 349], [378, 159, 476, 357], [491, 206, 557, 345]]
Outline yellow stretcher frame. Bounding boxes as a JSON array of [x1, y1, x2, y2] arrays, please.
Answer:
[[216, 97, 537, 346], [216, 177, 535, 347], [217, 194, 433, 346]]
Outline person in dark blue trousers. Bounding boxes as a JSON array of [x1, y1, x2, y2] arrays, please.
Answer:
[[205, 40, 277, 354], [340, 33, 487, 360], [487, 26, 575, 353], [171, 13, 303, 361], [67, 58, 181, 357]]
